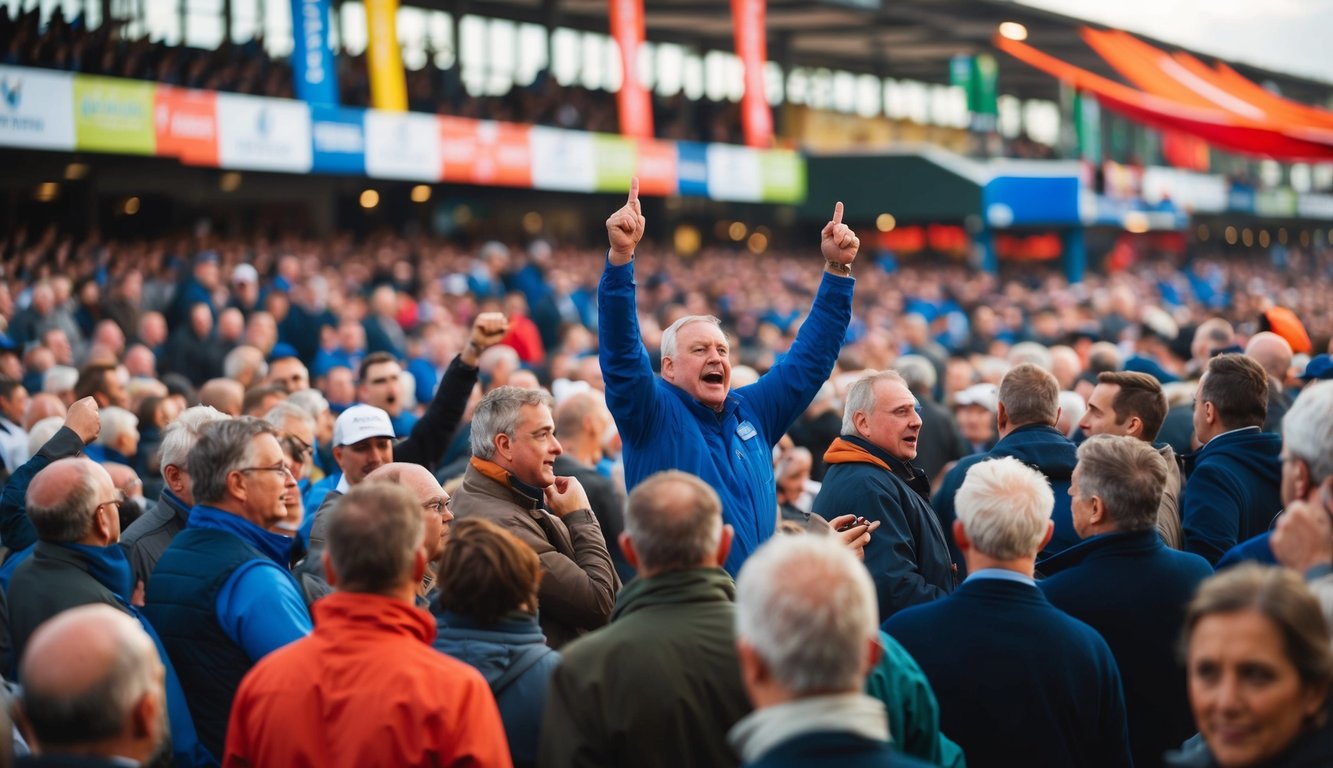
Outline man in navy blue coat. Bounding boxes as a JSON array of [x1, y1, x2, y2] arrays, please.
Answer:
[[1180, 353, 1283, 564], [1039, 435, 1213, 768], [885, 456, 1131, 768], [932, 363, 1078, 569]]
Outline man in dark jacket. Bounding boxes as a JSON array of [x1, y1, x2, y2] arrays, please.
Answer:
[[540, 471, 750, 768], [1039, 435, 1213, 768], [885, 457, 1131, 768], [1181, 353, 1283, 564], [553, 391, 632, 583], [813, 371, 955, 621], [933, 363, 1078, 566]]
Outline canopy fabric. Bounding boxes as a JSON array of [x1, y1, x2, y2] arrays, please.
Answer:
[[995, 31, 1333, 161]]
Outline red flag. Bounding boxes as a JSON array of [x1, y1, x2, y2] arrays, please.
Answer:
[[731, 0, 773, 148], [609, 0, 653, 139]]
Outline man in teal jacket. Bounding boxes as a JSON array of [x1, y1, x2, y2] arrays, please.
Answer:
[[599, 178, 859, 573]]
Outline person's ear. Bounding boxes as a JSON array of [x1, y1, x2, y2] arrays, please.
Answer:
[[619, 532, 639, 570], [735, 638, 768, 700], [1124, 415, 1144, 439], [494, 432, 513, 462], [952, 519, 970, 554], [853, 410, 871, 439], [1203, 401, 1217, 426], [226, 468, 247, 502], [322, 549, 338, 588], [661, 355, 676, 383], [1038, 519, 1055, 551], [1292, 459, 1310, 501], [1088, 496, 1106, 528], [410, 545, 428, 586], [995, 403, 1009, 432], [715, 524, 734, 567], [163, 464, 186, 494]]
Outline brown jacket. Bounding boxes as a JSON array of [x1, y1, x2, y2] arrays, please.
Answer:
[[449, 458, 620, 649]]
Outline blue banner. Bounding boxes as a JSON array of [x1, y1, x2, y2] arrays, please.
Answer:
[[310, 105, 365, 175], [290, 0, 339, 106], [982, 175, 1081, 227], [676, 141, 708, 197]]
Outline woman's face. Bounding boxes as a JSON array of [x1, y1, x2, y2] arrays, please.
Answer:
[[1188, 610, 1327, 768]]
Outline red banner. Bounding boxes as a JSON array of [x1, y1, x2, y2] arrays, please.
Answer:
[[154, 86, 218, 166], [731, 0, 773, 148], [609, 0, 653, 139]]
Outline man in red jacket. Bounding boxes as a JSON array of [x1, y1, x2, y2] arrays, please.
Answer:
[[224, 482, 512, 768]]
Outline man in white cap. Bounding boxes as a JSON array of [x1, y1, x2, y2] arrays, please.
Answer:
[[229, 263, 262, 318]]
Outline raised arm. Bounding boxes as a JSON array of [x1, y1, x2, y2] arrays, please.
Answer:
[[1, 397, 99, 553]]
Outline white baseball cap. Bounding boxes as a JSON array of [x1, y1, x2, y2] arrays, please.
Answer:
[[954, 383, 999, 413], [333, 404, 395, 446], [231, 263, 259, 284]]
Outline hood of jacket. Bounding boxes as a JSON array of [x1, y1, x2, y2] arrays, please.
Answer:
[[433, 610, 549, 686], [989, 424, 1077, 482], [1187, 429, 1282, 477]]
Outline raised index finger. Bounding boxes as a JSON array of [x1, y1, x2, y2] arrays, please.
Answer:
[[831, 201, 844, 226], [628, 176, 640, 207]]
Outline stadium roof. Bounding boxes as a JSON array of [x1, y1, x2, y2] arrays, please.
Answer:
[[457, 0, 1332, 106]]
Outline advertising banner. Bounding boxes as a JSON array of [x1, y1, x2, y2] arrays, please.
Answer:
[[154, 86, 219, 166], [310, 104, 366, 175], [289, 0, 339, 106], [73, 75, 155, 154], [635, 138, 677, 197], [216, 93, 313, 172], [676, 141, 709, 197], [593, 134, 637, 192], [365, 110, 440, 180], [731, 0, 773, 148], [608, 0, 653, 139], [440, 117, 533, 188], [0, 65, 75, 150], [759, 150, 805, 203], [530, 126, 597, 192], [707, 143, 763, 202], [364, 0, 407, 111]]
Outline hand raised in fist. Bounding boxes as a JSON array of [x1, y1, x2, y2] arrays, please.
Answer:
[[606, 177, 646, 265]]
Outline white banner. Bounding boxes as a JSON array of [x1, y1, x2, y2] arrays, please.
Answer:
[[1141, 167, 1227, 213], [0, 66, 75, 150], [364, 110, 440, 181], [530, 127, 597, 192], [706, 144, 763, 202], [216, 93, 312, 172]]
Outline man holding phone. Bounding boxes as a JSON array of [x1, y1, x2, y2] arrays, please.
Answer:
[[813, 370, 957, 621]]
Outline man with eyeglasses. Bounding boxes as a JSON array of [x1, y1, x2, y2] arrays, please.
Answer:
[[7, 456, 212, 767], [812, 370, 956, 622], [144, 417, 312, 761]]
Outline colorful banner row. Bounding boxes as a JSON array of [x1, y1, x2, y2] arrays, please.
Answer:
[[0, 65, 806, 203]]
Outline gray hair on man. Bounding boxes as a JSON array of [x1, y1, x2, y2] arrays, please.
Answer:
[[1282, 381, 1333, 486], [625, 470, 723, 573], [263, 401, 316, 436], [735, 534, 877, 695], [157, 405, 229, 470], [1008, 342, 1054, 372], [186, 417, 278, 505], [286, 388, 330, 422], [956, 456, 1054, 560], [894, 355, 936, 394], [43, 365, 79, 396], [999, 363, 1060, 427], [325, 482, 425, 595], [223, 345, 268, 384], [1075, 435, 1167, 532], [96, 407, 138, 449], [469, 385, 555, 460], [660, 315, 723, 364], [842, 370, 908, 435], [26, 416, 64, 459]]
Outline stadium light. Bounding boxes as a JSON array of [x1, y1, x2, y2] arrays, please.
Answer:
[[729, 221, 748, 241], [123, 197, 140, 215], [998, 22, 1028, 41], [360, 190, 380, 209], [523, 212, 543, 235], [1196, 225, 1209, 242], [1123, 212, 1149, 234], [411, 185, 432, 203], [747, 232, 769, 254], [220, 172, 243, 192], [64, 163, 88, 180], [33, 182, 59, 202], [876, 213, 897, 232]]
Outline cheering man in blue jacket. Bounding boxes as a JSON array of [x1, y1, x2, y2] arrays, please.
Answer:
[[599, 178, 858, 573]]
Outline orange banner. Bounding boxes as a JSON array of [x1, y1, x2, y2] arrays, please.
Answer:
[[608, 0, 653, 139], [731, 0, 773, 148], [440, 117, 533, 188], [635, 138, 676, 196], [154, 86, 218, 166]]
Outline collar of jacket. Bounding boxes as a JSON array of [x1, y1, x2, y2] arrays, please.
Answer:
[[313, 591, 436, 645], [664, 378, 740, 424], [823, 434, 917, 477], [728, 692, 889, 764], [160, 487, 191, 524], [612, 567, 735, 622], [41, 541, 133, 598], [435, 609, 546, 645], [469, 457, 544, 509], [187, 504, 295, 567], [1036, 529, 1161, 578]]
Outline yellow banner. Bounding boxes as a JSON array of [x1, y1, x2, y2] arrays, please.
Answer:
[[365, 0, 407, 111]]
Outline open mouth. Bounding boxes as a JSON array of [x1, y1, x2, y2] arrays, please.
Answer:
[[702, 372, 725, 385]]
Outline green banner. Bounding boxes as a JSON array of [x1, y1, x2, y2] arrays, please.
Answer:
[[759, 151, 806, 204], [971, 54, 998, 117], [73, 75, 155, 154], [592, 134, 637, 192], [1074, 91, 1102, 165]]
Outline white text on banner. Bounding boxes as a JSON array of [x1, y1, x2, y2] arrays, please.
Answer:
[[530, 126, 597, 192]]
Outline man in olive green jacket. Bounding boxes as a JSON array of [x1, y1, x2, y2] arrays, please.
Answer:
[[539, 470, 750, 768]]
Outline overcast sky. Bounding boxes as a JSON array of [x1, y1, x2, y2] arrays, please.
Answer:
[[1020, 0, 1333, 84]]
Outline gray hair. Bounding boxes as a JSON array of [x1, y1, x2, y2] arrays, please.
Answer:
[[1283, 381, 1333, 486], [735, 534, 877, 696], [894, 355, 937, 393], [286, 388, 330, 420], [660, 315, 723, 364], [1087, 342, 1123, 374], [625, 471, 722, 572], [95, 407, 138, 448], [263, 401, 316, 435], [469, 386, 555, 460], [1008, 342, 1054, 371], [26, 416, 64, 459], [223, 345, 268, 382], [27, 462, 101, 543], [842, 370, 908, 434], [326, 482, 425, 595], [157, 405, 229, 470], [999, 363, 1060, 427], [1074, 435, 1167, 533], [186, 417, 277, 505], [42, 365, 78, 395], [956, 456, 1054, 560]]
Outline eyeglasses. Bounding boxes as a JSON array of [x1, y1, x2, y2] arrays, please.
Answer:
[[237, 464, 296, 479], [96, 498, 123, 512]]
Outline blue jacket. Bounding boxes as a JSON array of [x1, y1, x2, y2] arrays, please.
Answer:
[[743, 732, 935, 768], [932, 424, 1079, 567], [433, 610, 559, 768], [599, 256, 853, 573], [884, 575, 1131, 768], [1180, 428, 1283, 565], [1039, 530, 1213, 768]]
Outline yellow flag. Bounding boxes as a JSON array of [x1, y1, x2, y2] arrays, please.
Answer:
[[365, 0, 407, 111]]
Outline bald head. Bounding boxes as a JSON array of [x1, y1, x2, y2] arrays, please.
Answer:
[[27, 458, 118, 545], [23, 392, 66, 431], [1245, 332, 1293, 381], [20, 604, 165, 758], [199, 378, 244, 417], [624, 470, 728, 576], [364, 462, 451, 561]]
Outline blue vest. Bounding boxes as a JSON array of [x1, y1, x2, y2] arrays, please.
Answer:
[[144, 528, 264, 759]]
